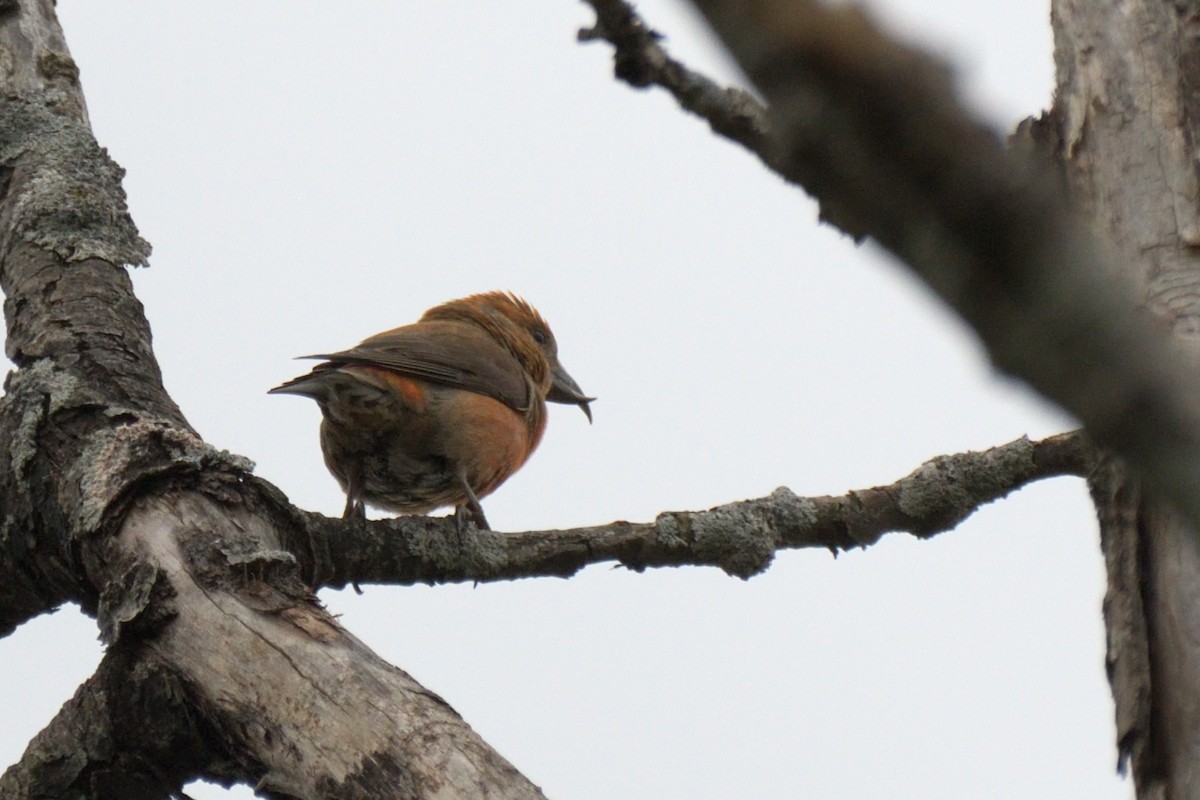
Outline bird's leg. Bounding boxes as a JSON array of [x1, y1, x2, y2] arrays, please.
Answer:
[[342, 494, 365, 520], [462, 487, 490, 531], [341, 470, 367, 520], [452, 505, 472, 542], [342, 477, 366, 594], [456, 473, 490, 531]]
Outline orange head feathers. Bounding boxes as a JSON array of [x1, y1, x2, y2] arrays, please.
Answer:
[[269, 292, 593, 528]]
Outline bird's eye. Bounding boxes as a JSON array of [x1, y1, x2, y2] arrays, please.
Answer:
[[531, 328, 547, 345]]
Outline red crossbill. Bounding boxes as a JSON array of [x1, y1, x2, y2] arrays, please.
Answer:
[[269, 292, 593, 529]]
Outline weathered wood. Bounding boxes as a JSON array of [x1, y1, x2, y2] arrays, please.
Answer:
[[0, 2, 547, 796], [115, 493, 541, 799], [1053, 1, 1200, 796]]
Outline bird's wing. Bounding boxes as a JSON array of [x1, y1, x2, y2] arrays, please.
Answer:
[[307, 320, 531, 411]]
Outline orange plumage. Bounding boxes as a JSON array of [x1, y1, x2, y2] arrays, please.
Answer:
[[269, 292, 593, 528]]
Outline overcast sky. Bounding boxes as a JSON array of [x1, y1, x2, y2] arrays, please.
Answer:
[[1, 2, 1130, 798]]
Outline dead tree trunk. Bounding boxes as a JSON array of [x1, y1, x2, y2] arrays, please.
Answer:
[[0, 5, 545, 798], [1054, 2, 1200, 796]]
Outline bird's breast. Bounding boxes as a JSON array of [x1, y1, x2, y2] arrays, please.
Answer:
[[427, 384, 541, 495]]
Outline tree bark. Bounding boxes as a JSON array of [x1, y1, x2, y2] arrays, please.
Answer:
[[1053, 1, 1200, 796], [0, 3, 544, 797], [297, 432, 1093, 589]]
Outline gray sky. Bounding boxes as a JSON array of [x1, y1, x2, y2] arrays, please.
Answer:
[[1, 2, 1130, 798]]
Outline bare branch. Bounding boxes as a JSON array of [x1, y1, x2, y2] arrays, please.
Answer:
[[3, 490, 549, 799], [296, 432, 1094, 590], [578, 0, 771, 160], [0, 4, 552, 795], [0, 5, 166, 640], [579, 0, 1200, 531], [0, 651, 215, 800]]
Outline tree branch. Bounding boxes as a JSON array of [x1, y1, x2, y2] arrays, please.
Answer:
[[578, 0, 771, 161], [294, 432, 1094, 590], [0, 4, 552, 796], [0, 11, 169, 638], [579, 0, 1200, 532], [0, 650, 217, 800]]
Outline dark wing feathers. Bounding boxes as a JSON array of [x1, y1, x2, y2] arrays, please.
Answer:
[[306, 321, 530, 411]]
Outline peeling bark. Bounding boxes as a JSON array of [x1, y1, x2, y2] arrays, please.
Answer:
[[1053, 1, 1200, 796], [0, 3, 545, 797]]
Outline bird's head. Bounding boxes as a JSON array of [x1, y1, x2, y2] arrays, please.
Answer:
[[424, 291, 594, 421]]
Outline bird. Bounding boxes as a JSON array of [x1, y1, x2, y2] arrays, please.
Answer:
[[269, 291, 593, 530]]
